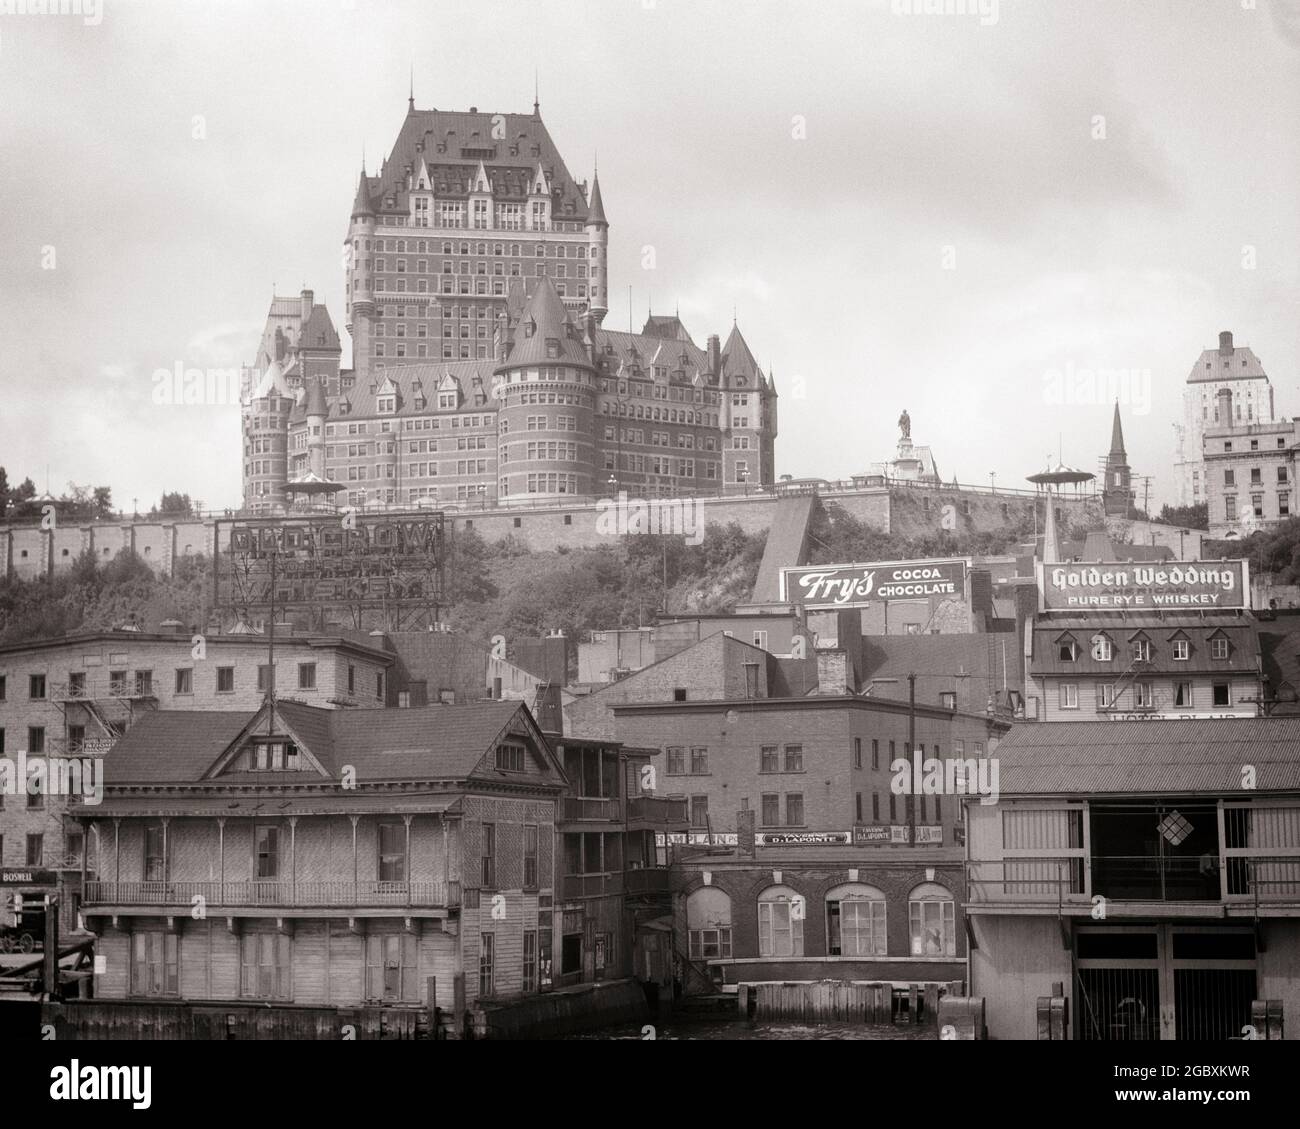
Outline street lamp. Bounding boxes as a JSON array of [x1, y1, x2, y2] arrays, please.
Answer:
[[989, 472, 996, 495]]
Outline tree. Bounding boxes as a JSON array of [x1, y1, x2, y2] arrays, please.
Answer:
[[0, 466, 7, 518], [92, 486, 114, 519], [1159, 502, 1208, 531], [156, 491, 194, 517]]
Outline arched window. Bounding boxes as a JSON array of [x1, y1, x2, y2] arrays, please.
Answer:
[[909, 882, 955, 956], [686, 887, 732, 960], [757, 884, 804, 957], [826, 883, 887, 956]]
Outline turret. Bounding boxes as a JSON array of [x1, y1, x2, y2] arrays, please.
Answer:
[[347, 168, 376, 379], [585, 170, 609, 325]]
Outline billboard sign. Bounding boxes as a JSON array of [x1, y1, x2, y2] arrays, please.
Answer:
[[215, 514, 445, 612], [1038, 560, 1248, 612], [854, 825, 943, 845], [754, 830, 852, 847], [779, 558, 968, 610]]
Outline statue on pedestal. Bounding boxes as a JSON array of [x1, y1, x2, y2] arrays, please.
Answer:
[[898, 409, 911, 442]]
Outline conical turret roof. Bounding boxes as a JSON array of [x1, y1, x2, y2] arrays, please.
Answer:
[[498, 277, 592, 370], [586, 172, 607, 227]]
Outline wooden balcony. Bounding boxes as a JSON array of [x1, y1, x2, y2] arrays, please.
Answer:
[[560, 872, 623, 900], [561, 796, 623, 824], [624, 867, 672, 896], [626, 795, 689, 830], [84, 879, 461, 909]]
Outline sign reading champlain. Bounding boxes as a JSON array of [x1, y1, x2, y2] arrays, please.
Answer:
[[778, 559, 968, 610], [215, 515, 445, 611], [1038, 560, 1249, 611]]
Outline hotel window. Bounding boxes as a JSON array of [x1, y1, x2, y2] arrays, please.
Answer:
[[29, 674, 46, 700], [760, 745, 778, 773], [254, 824, 280, 880], [496, 743, 526, 772], [690, 746, 709, 774], [1059, 683, 1079, 710], [26, 833, 43, 865], [132, 931, 179, 997], [690, 795, 709, 827], [1211, 637, 1230, 660], [365, 933, 418, 1002], [757, 886, 804, 957], [1224, 469, 1235, 487], [761, 793, 780, 827], [524, 824, 539, 888], [27, 725, 45, 756], [940, 691, 957, 710], [377, 821, 406, 883], [1134, 682, 1154, 709], [1252, 495, 1264, 518], [784, 744, 803, 772], [174, 668, 192, 694], [134, 670, 153, 695], [522, 930, 539, 993], [1172, 639, 1190, 661], [827, 884, 887, 957], [872, 793, 880, 820], [143, 823, 167, 882], [240, 933, 291, 1000], [1057, 638, 1077, 662], [481, 823, 496, 887], [216, 667, 234, 693], [687, 888, 734, 960], [1213, 683, 1231, 707], [785, 793, 804, 826], [1132, 639, 1151, 663], [1096, 683, 1114, 710], [666, 747, 685, 775], [1282, 493, 1291, 517], [1092, 634, 1113, 661], [1174, 682, 1193, 708], [1279, 467, 1289, 484], [479, 933, 495, 998], [854, 737, 862, 769], [298, 663, 316, 690], [1224, 495, 1236, 521], [909, 883, 956, 956]]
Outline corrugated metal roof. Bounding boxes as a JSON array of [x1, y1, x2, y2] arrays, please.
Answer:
[[995, 718, 1300, 795]]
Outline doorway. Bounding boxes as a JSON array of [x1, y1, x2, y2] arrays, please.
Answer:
[[1075, 924, 1255, 1041]]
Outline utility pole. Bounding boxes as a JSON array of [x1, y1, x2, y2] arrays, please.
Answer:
[[266, 548, 277, 738], [908, 672, 917, 846]]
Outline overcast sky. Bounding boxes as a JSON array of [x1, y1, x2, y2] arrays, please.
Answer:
[[1, 0, 1297, 513]]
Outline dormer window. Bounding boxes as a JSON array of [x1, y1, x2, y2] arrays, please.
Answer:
[[378, 396, 396, 414], [1132, 639, 1151, 663], [1090, 634, 1113, 662], [241, 740, 301, 772], [438, 392, 457, 410], [1210, 636, 1230, 660], [1056, 635, 1078, 662], [546, 339, 560, 359], [1172, 637, 1190, 661], [496, 742, 526, 772]]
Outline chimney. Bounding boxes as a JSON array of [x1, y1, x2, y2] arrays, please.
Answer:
[[301, 288, 314, 324], [707, 334, 721, 378], [1217, 387, 1233, 424], [816, 649, 851, 694], [736, 809, 756, 858], [1219, 330, 1234, 356]]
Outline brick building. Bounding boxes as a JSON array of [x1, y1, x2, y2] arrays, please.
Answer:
[[1201, 386, 1299, 539], [241, 99, 778, 513]]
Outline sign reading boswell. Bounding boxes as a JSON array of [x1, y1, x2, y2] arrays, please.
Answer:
[[1038, 560, 1249, 611], [779, 558, 968, 610]]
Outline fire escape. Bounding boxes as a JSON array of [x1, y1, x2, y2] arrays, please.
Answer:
[[48, 671, 158, 755]]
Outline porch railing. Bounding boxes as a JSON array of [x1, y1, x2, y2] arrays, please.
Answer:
[[626, 796, 690, 827]]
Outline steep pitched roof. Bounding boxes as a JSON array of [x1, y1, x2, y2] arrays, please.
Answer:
[[367, 108, 590, 224], [102, 700, 549, 786], [586, 172, 607, 226], [499, 276, 593, 370], [301, 305, 341, 352], [303, 376, 328, 417], [721, 323, 763, 383], [1109, 402, 1126, 458], [1186, 343, 1269, 384], [351, 170, 375, 218]]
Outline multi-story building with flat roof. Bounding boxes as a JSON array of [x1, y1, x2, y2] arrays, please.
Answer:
[[1201, 385, 1299, 539], [1173, 330, 1280, 508]]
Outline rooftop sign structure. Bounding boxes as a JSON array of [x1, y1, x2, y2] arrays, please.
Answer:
[[1037, 560, 1249, 612], [779, 558, 969, 610]]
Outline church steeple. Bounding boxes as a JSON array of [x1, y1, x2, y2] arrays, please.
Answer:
[[1109, 400, 1127, 459]]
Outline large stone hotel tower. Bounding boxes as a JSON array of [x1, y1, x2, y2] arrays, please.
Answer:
[[241, 97, 777, 513]]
